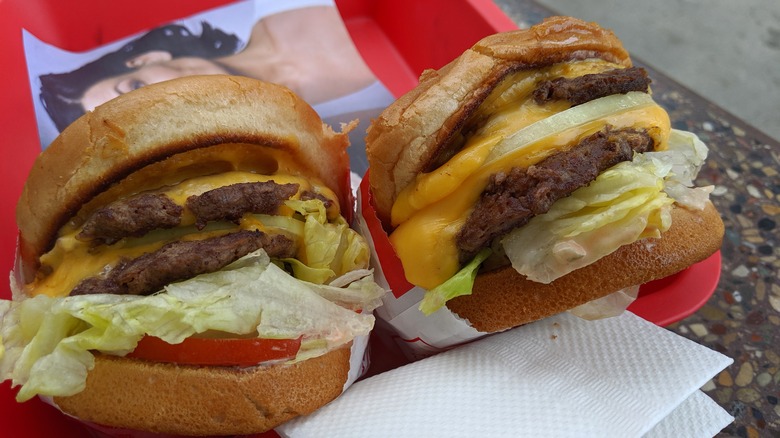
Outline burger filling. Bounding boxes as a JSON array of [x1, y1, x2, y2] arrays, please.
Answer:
[[70, 229, 295, 296], [1, 144, 386, 402], [31, 149, 354, 299], [379, 60, 713, 313], [68, 180, 303, 296], [457, 127, 654, 264], [532, 67, 651, 107]]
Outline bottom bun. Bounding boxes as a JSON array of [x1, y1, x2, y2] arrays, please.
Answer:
[[446, 202, 724, 333], [53, 346, 352, 436]]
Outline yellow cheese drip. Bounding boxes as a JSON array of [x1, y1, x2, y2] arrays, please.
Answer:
[[32, 171, 335, 298], [390, 99, 671, 290], [391, 59, 625, 226]]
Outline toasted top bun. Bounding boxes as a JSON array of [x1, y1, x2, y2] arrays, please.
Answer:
[[17, 75, 352, 275], [366, 16, 630, 222]]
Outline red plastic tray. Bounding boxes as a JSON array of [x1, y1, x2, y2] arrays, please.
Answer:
[[0, 1, 721, 436]]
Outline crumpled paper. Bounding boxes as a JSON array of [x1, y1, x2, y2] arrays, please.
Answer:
[[278, 311, 732, 437]]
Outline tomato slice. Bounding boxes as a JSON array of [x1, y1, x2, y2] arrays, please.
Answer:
[[127, 335, 302, 367]]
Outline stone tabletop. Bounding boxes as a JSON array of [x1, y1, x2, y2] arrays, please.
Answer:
[[494, 1, 780, 436]]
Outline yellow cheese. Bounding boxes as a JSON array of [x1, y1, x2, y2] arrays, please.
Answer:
[[32, 170, 335, 298], [391, 60, 623, 226], [389, 65, 672, 289]]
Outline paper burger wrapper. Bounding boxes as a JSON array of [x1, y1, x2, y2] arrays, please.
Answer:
[[354, 172, 645, 360], [356, 172, 493, 360]]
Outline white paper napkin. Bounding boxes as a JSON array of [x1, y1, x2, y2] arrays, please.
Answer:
[[646, 390, 734, 437], [278, 311, 733, 437]]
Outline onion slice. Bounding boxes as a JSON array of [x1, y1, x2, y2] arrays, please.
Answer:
[[485, 91, 656, 164]]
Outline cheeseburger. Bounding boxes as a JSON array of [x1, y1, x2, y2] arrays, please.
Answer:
[[365, 16, 723, 332], [0, 75, 385, 435]]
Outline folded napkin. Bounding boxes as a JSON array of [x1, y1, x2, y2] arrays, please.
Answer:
[[278, 311, 732, 437]]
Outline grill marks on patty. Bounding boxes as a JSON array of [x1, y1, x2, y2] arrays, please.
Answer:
[[79, 181, 300, 242], [78, 194, 183, 245], [187, 181, 300, 230], [70, 180, 307, 296], [71, 230, 296, 296], [533, 67, 651, 106], [456, 128, 655, 264]]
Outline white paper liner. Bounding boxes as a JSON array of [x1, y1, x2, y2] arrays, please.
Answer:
[[355, 175, 493, 359]]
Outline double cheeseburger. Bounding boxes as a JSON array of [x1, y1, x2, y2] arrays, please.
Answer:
[[366, 16, 724, 332], [0, 75, 384, 435]]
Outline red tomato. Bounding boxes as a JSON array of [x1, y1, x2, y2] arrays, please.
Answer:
[[127, 335, 302, 366]]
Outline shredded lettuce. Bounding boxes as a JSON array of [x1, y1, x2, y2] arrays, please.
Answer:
[[637, 128, 714, 209], [303, 273, 386, 312], [567, 285, 640, 320], [0, 250, 382, 402], [285, 198, 371, 283], [502, 157, 674, 283], [418, 128, 713, 311], [419, 249, 492, 315]]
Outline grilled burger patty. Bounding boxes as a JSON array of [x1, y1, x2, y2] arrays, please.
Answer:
[[454, 67, 655, 264], [187, 181, 300, 229], [78, 193, 183, 245], [71, 230, 296, 296], [457, 127, 654, 264], [70, 180, 310, 296], [79, 181, 301, 243], [533, 67, 650, 106]]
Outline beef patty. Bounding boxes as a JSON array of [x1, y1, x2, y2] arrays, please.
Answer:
[[78, 194, 183, 245], [71, 230, 296, 296], [69, 179, 312, 296], [187, 181, 300, 230], [79, 181, 300, 243], [533, 67, 651, 107], [456, 127, 655, 264]]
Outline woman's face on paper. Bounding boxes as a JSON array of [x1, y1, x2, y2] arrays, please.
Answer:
[[80, 53, 230, 111]]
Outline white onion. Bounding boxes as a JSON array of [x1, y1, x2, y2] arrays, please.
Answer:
[[485, 91, 656, 164]]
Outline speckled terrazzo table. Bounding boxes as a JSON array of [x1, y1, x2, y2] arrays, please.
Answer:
[[493, 1, 780, 436]]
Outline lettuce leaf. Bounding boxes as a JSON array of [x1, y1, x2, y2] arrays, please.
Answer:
[[0, 250, 379, 402], [502, 158, 674, 283], [285, 199, 371, 283], [303, 272, 386, 312], [415, 128, 713, 312], [636, 128, 714, 209], [419, 249, 491, 315], [502, 128, 712, 284]]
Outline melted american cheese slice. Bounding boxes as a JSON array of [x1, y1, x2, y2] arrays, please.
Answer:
[[32, 171, 337, 298], [388, 61, 672, 290]]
